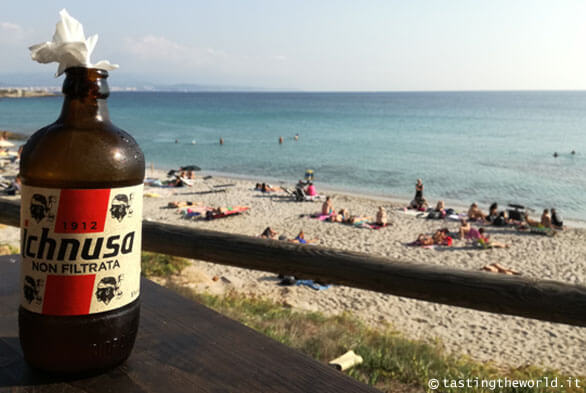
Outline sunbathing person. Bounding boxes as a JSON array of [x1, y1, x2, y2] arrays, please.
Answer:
[[293, 230, 319, 244], [305, 182, 318, 197], [491, 211, 509, 227], [481, 263, 520, 275], [432, 228, 452, 246], [485, 202, 498, 223], [2, 174, 20, 196], [260, 227, 278, 239], [322, 196, 333, 215], [409, 196, 428, 211], [262, 183, 283, 192], [523, 212, 541, 227], [459, 218, 471, 240], [541, 209, 552, 229], [477, 228, 509, 248], [413, 233, 434, 246], [427, 200, 446, 219], [330, 208, 349, 223], [467, 203, 486, 222], [375, 206, 387, 226], [408, 179, 428, 210], [345, 215, 371, 225], [551, 208, 564, 230], [168, 201, 198, 208]]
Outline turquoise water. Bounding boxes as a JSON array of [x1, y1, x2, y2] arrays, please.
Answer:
[[2, 91, 585, 220]]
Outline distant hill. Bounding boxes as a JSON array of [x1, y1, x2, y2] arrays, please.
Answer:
[[0, 72, 295, 92]]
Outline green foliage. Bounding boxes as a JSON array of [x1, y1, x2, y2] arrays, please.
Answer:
[[0, 243, 19, 255], [141, 252, 190, 278], [167, 285, 585, 393]]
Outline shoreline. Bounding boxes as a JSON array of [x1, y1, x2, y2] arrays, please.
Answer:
[[150, 164, 586, 229]]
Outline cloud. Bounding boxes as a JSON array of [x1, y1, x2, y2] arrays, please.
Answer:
[[123, 35, 226, 68], [271, 55, 287, 62], [0, 22, 26, 43]]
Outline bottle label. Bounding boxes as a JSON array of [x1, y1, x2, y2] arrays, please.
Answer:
[[19, 184, 143, 316]]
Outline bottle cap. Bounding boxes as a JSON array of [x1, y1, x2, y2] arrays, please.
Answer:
[[29, 9, 118, 76]]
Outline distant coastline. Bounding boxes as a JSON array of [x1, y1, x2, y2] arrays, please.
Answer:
[[0, 88, 56, 98]]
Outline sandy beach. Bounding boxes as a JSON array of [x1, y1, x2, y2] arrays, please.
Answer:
[[1, 162, 585, 375], [138, 168, 585, 375]]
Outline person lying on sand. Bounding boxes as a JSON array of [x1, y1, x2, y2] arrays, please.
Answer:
[[168, 201, 199, 208], [256, 182, 283, 192], [415, 234, 434, 246], [1, 174, 20, 195], [292, 230, 319, 244], [522, 212, 541, 227], [477, 228, 509, 248], [345, 215, 371, 225], [481, 263, 520, 275], [329, 208, 349, 223], [432, 228, 453, 246], [260, 226, 278, 239]]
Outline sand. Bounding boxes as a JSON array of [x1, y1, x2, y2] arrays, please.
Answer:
[[140, 170, 586, 375], [1, 162, 585, 375]]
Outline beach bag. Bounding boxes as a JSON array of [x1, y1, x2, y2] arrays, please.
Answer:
[[427, 211, 441, 219], [493, 215, 506, 226]]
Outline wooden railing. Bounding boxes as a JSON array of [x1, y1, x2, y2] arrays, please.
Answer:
[[2, 197, 586, 327]]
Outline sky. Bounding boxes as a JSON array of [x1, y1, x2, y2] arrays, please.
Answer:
[[1, 1, 586, 91]]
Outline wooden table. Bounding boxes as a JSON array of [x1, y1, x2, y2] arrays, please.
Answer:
[[0, 255, 378, 393]]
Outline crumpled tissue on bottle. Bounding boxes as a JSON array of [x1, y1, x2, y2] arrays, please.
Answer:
[[29, 9, 119, 76]]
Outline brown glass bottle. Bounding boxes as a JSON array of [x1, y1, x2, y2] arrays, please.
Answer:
[[19, 67, 144, 373]]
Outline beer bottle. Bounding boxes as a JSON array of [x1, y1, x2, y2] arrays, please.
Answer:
[[19, 67, 145, 373]]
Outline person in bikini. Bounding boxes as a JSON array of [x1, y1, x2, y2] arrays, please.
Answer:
[[322, 196, 334, 215], [459, 218, 471, 240], [541, 209, 552, 229], [467, 203, 486, 222], [375, 206, 388, 226]]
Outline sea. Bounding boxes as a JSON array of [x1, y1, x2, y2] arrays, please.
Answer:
[[2, 91, 586, 222]]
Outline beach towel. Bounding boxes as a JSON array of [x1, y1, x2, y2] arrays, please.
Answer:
[[516, 225, 556, 237], [295, 280, 331, 291], [529, 226, 556, 237]]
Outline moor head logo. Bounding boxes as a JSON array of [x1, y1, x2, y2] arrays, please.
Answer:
[[30, 194, 55, 223], [24, 275, 43, 305], [110, 193, 133, 222], [95, 275, 123, 305]]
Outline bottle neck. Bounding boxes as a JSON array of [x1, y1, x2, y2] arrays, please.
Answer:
[[57, 67, 112, 126]]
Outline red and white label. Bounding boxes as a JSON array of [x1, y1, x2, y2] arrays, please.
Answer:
[[20, 184, 143, 316]]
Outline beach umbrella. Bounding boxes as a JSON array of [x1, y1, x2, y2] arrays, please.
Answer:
[[0, 140, 14, 148]]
